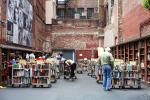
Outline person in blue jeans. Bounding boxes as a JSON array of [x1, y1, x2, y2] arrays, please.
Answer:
[[97, 47, 114, 91]]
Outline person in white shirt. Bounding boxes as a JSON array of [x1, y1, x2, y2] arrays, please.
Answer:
[[26, 53, 29, 62], [29, 53, 35, 59]]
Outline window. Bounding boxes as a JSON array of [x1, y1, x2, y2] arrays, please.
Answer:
[[87, 8, 94, 19], [57, 8, 65, 18], [67, 8, 75, 19], [57, 0, 65, 4], [77, 8, 84, 17], [111, 0, 114, 7]]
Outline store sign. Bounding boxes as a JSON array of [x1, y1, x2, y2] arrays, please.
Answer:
[[7, 0, 33, 47]]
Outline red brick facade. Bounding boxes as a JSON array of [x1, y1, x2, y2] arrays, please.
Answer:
[[76, 50, 98, 60], [52, 34, 100, 50], [121, 3, 150, 42], [67, 0, 98, 8], [0, 0, 50, 52], [51, 19, 104, 51]]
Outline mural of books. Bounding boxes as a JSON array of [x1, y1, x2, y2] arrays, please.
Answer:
[[7, 0, 33, 47]]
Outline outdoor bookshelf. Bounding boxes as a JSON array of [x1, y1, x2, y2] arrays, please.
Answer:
[[111, 37, 150, 86]]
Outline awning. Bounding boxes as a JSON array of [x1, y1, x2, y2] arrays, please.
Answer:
[[0, 44, 37, 52]]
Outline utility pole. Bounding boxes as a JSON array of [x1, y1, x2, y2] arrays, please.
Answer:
[[0, 0, 2, 85]]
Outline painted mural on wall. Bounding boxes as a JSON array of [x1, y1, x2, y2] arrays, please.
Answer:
[[7, 0, 33, 47]]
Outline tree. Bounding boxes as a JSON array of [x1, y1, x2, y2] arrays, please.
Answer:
[[143, 0, 150, 9]]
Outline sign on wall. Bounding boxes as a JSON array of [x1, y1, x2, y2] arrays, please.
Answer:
[[7, 0, 33, 47]]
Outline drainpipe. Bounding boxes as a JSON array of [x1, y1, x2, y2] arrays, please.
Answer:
[[98, 0, 100, 13]]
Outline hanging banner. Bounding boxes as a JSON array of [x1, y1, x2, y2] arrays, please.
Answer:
[[7, 0, 33, 47]]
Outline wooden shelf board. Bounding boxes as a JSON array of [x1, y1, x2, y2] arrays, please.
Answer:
[[32, 83, 49, 85], [13, 68, 24, 70], [13, 76, 24, 77], [140, 54, 145, 55], [32, 76, 49, 78], [12, 83, 23, 85]]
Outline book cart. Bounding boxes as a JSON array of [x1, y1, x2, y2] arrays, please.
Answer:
[[96, 65, 103, 84], [87, 59, 103, 84], [112, 59, 141, 89], [45, 57, 58, 83], [12, 63, 30, 87], [87, 59, 96, 78], [50, 63, 57, 83], [76, 59, 83, 74], [31, 63, 52, 88]]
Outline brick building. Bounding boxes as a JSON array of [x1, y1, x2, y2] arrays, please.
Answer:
[[0, 0, 49, 51], [109, 0, 150, 85], [0, 0, 52, 84], [103, 0, 121, 47], [104, 0, 150, 47], [51, 0, 105, 60], [121, 0, 150, 42]]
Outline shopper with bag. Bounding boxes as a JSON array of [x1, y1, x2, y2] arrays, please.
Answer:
[[97, 47, 114, 91]]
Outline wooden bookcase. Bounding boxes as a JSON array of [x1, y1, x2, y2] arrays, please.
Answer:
[[146, 39, 150, 84], [118, 46, 124, 60], [129, 43, 134, 61], [111, 37, 150, 86], [125, 44, 129, 62], [134, 42, 138, 61], [139, 40, 146, 82]]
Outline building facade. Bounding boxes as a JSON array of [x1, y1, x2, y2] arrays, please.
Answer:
[[103, 0, 121, 47], [104, 0, 150, 47], [109, 0, 150, 85], [51, 0, 105, 60], [121, 0, 150, 42], [0, 0, 52, 84]]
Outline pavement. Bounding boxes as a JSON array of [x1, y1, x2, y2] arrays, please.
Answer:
[[0, 73, 150, 100]]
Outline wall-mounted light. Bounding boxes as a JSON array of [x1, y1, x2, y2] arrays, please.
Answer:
[[79, 53, 82, 56]]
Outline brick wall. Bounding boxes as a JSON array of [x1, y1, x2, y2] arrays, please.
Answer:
[[68, 0, 98, 8], [141, 19, 150, 37], [51, 19, 103, 50], [122, 0, 141, 17], [121, 4, 150, 42], [52, 34, 100, 50], [76, 50, 98, 60], [0, 0, 50, 52], [0, 0, 7, 43]]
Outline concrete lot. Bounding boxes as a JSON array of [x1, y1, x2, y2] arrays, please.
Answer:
[[0, 73, 150, 100]]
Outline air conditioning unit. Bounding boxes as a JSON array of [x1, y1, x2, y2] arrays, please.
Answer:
[[74, 13, 80, 19], [81, 12, 87, 19]]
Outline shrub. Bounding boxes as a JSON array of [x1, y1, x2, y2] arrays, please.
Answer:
[[143, 0, 150, 9]]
